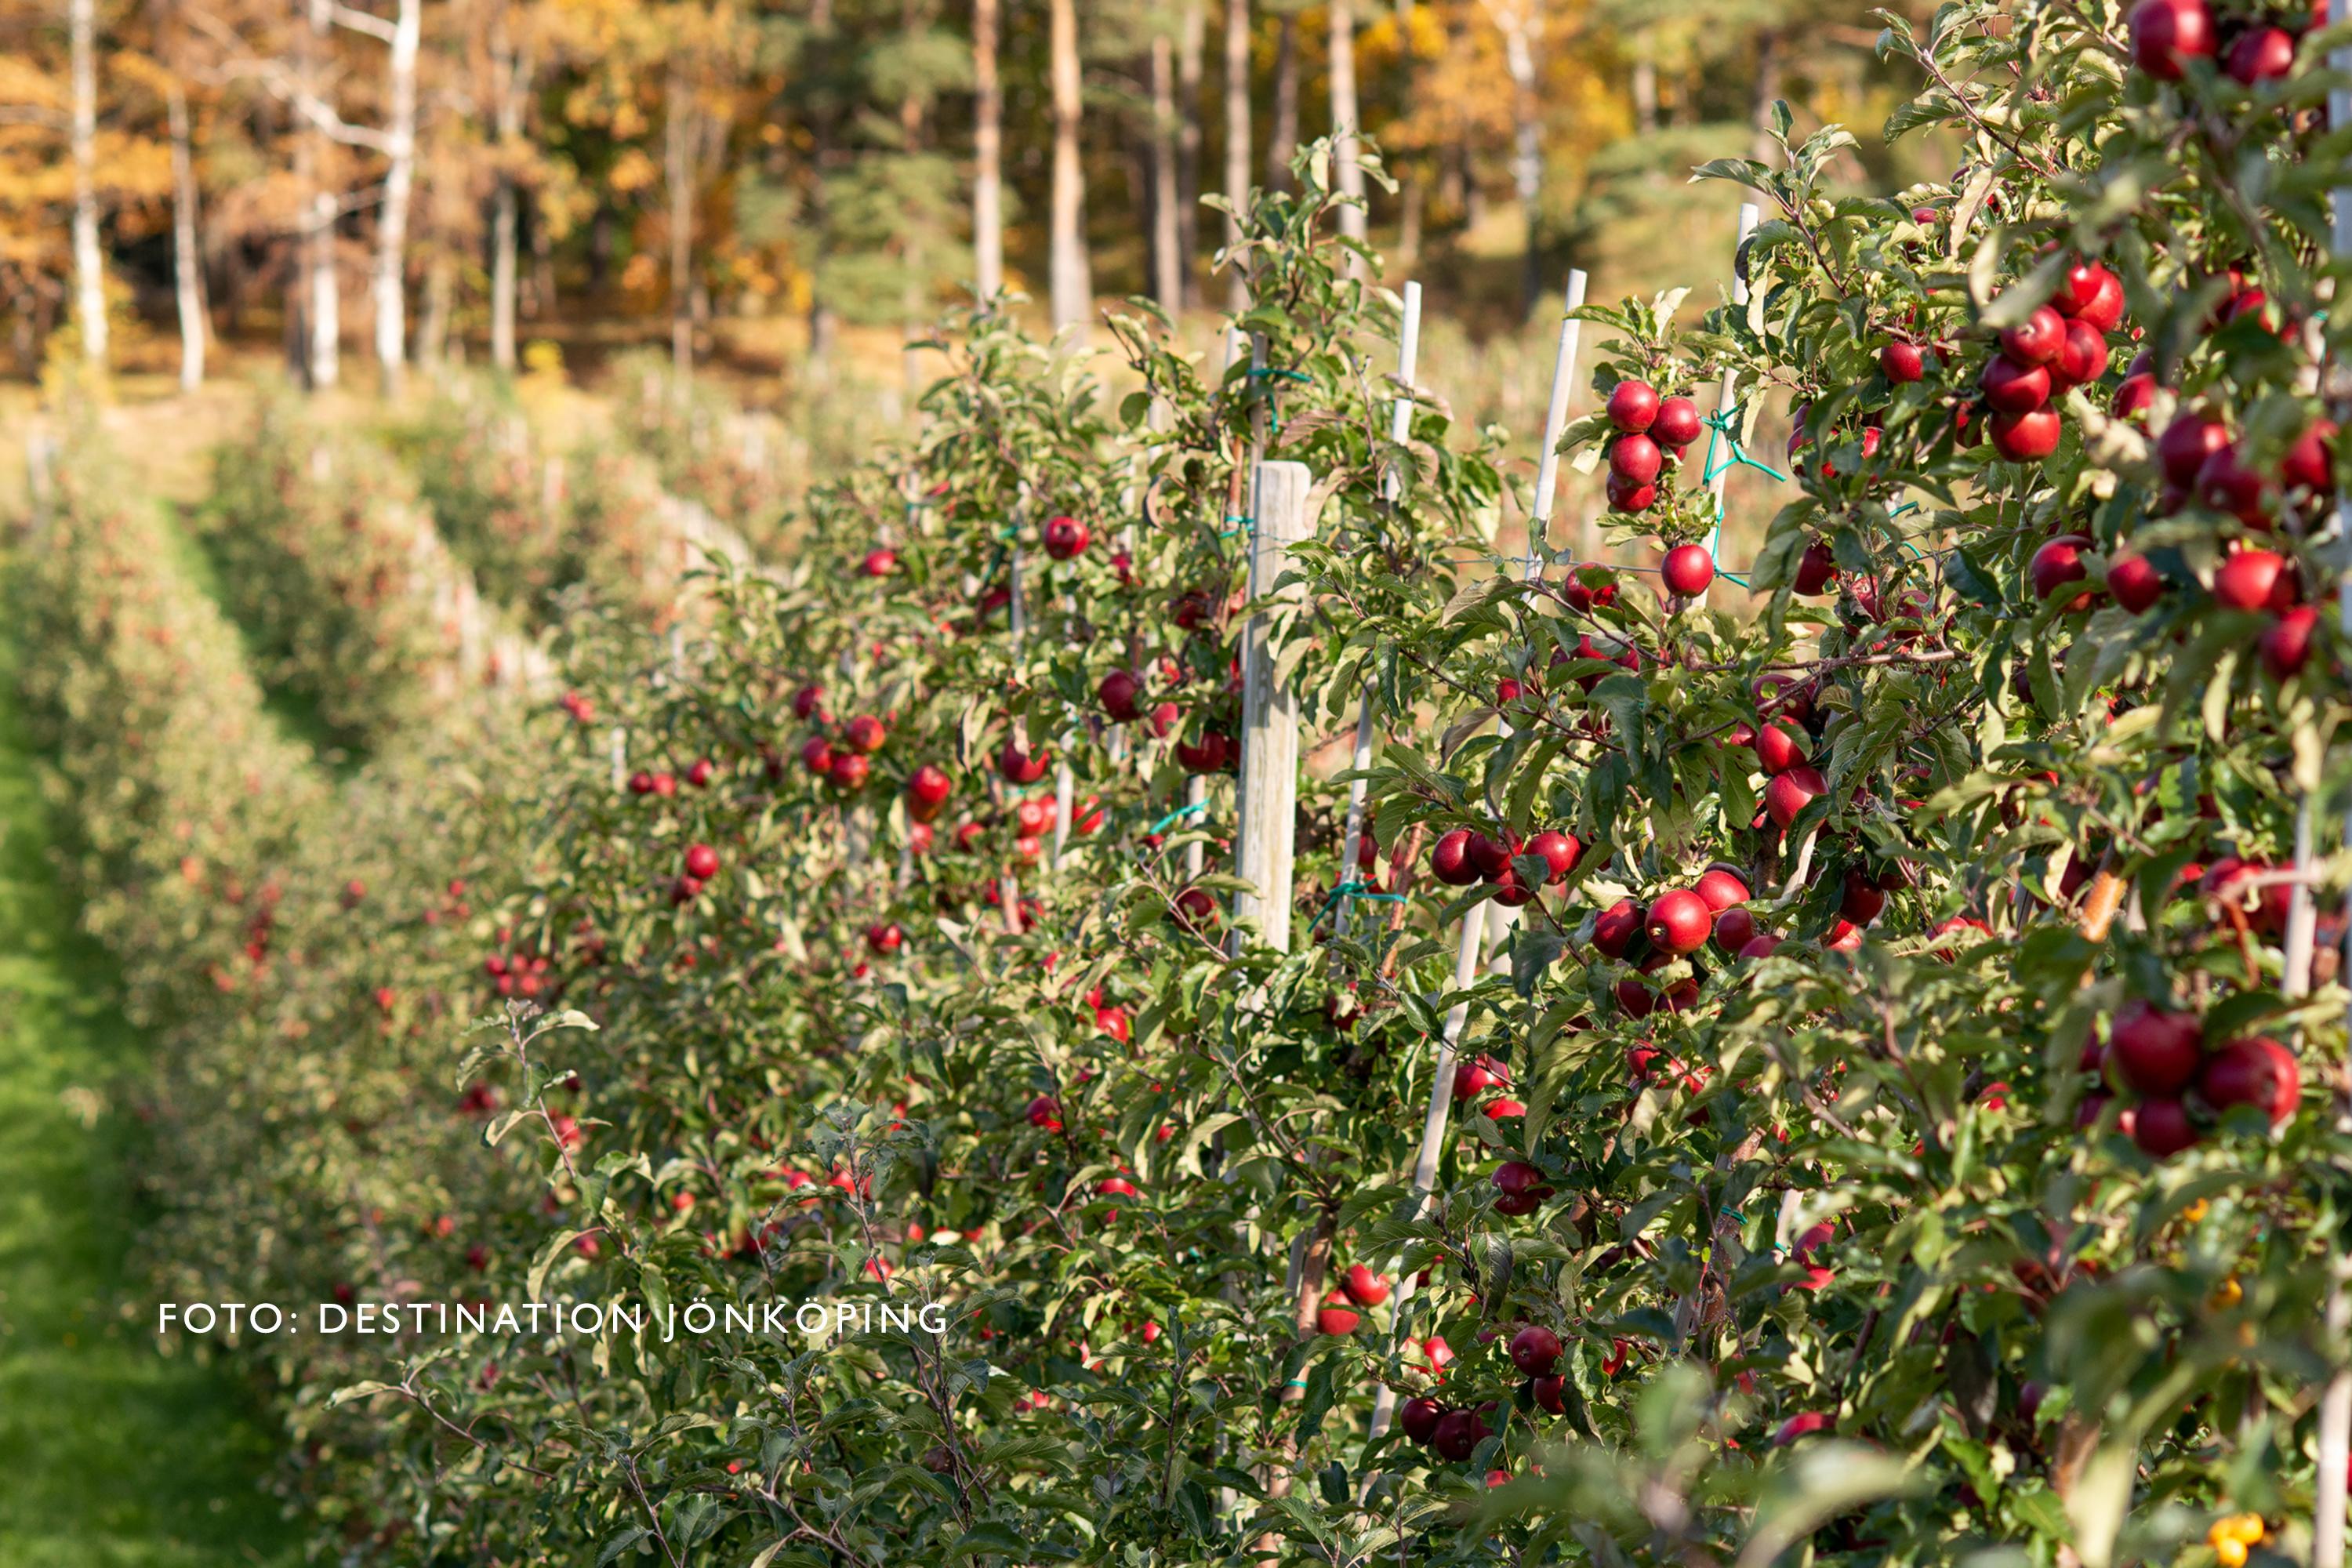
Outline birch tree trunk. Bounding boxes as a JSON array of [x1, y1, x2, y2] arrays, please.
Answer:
[[1149, 30, 1181, 309], [70, 0, 106, 365], [1265, 11, 1297, 189], [666, 64, 695, 379], [167, 80, 205, 390], [303, 0, 339, 389], [1176, 0, 1204, 309], [371, 0, 420, 394], [489, 30, 525, 371], [1494, 5, 1543, 316], [1047, 0, 1091, 337], [1329, 0, 1364, 260], [1751, 31, 1784, 165], [972, 0, 1003, 298], [1221, 0, 1250, 309]]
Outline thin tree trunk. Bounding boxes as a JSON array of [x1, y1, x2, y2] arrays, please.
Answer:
[[1048, 0, 1091, 336], [1265, 11, 1297, 190], [70, 0, 105, 365], [1751, 31, 1784, 166], [419, 251, 453, 366], [1221, 0, 1249, 309], [1176, 0, 1204, 308], [1397, 172, 1423, 263], [167, 81, 205, 389], [666, 64, 695, 379], [302, 0, 339, 389], [1150, 30, 1181, 310], [490, 29, 525, 370], [1502, 20, 1541, 317], [1329, 0, 1364, 262], [805, 0, 837, 366], [972, 0, 1003, 298], [371, 0, 420, 394], [1632, 53, 1659, 135]]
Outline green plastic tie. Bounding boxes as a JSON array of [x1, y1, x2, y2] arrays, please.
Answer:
[[1699, 403, 1792, 487], [1312, 877, 1409, 931], [1147, 800, 1210, 836]]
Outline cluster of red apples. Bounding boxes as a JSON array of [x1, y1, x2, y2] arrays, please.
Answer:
[[1965, 260, 2123, 463], [2128, 0, 2325, 85], [2090, 998, 2301, 1157], [1599, 379, 1704, 515]]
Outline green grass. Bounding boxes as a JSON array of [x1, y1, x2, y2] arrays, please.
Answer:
[[0, 564, 303, 1566]]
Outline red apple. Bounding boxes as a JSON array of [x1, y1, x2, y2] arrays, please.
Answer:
[[997, 739, 1051, 784], [1653, 396, 1702, 448], [1773, 1412, 1831, 1446], [1526, 830, 1581, 883], [845, 715, 887, 753], [829, 751, 871, 789], [2198, 1036, 2299, 1127], [683, 843, 720, 880], [1432, 829, 1479, 887], [2049, 319, 2111, 390], [2225, 24, 2295, 82], [1695, 868, 1749, 910], [1999, 306, 2068, 368], [1879, 342, 1924, 383], [1400, 1396, 1446, 1445], [2110, 999, 2204, 1096], [1715, 907, 1757, 952], [1839, 867, 1887, 924], [2213, 548, 2292, 612], [1431, 1408, 1486, 1461], [2112, 372, 2157, 423], [1610, 434, 1664, 486], [1991, 408, 2063, 462], [1606, 473, 1658, 514], [2108, 552, 2165, 612], [866, 922, 903, 955], [1606, 379, 1661, 433], [1792, 539, 1838, 595], [2132, 1096, 2201, 1157], [1661, 543, 1715, 596], [2260, 606, 2318, 679], [2030, 535, 2099, 612], [861, 547, 896, 577], [1026, 1094, 1063, 1131], [1646, 889, 1714, 954], [1508, 1324, 1563, 1375], [1097, 670, 1144, 721], [1593, 898, 1644, 957], [1738, 932, 1782, 960], [2283, 419, 2337, 494], [1766, 765, 1827, 829], [1316, 1292, 1361, 1336], [2158, 413, 2231, 487], [1980, 354, 2052, 412], [792, 684, 826, 720], [2129, 0, 2216, 78], [1755, 720, 1808, 774], [2197, 443, 2275, 528], [1344, 1264, 1390, 1306], [1041, 514, 1091, 559]]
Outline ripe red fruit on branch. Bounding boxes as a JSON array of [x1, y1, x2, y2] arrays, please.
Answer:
[[907, 764, 952, 815], [2030, 536, 2098, 612], [2049, 320, 2111, 390], [1344, 1265, 1390, 1305], [1793, 539, 1838, 596], [1695, 868, 1749, 911], [1773, 1412, 1831, 1446], [1979, 355, 2051, 415], [1991, 408, 2062, 463], [2158, 412, 2230, 487], [1606, 379, 1661, 433], [844, 715, 887, 753], [799, 737, 835, 776], [2198, 1036, 2299, 1127], [2212, 549, 2292, 612], [1999, 307, 2068, 368], [1606, 474, 1657, 514], [2283, 419, 2338, 494], [1468, 832, 1516, 881], [1454, 1054, 1508, 1099], [2111, 1000, 2204, 1096], [1097, 670, 1143, 721], [1715, 908, 1757, 952], [2197, 444, 2275, 528], [1431, 1409, 1487, 1462], [2132, 1097, 2200, 1157], [1661, 544, 1715, 597], [1766, 765, 1827, 829], [1316, 1292, 1361, 1336], [1026, 1094, 1063, 1131], [1840, 868, 1887, 924], [997, 739, 1050, 784], [829, 752, 871, 789], [861, 548, 896, 578], [2225, 24, 2295, 83], [2260, 606, 2318, 680], [1610, 434, 1663, 486], [792, 684, 826, 720], [2056, 260, 2115, 318], [866, 923, 903, 955], [1592, 898, 1644, 957], [1040, 514, 1091, 560], [1432, 829, 1479, 886], [1508, 1325, 1563, 1375], [683, 843, 720, 880], [2109, 552, 2165, 613], [1879, 342, 1924, 383], [1652, 396, 1702, 448], [2128, 0, 2215, 78], [1526, 830, 1581, 883], [1399, 1397, 1446, 1446], [1646, 889, 1714, 955], [2112, 373, 2157, 424], [1755, 720, 1808, 775]]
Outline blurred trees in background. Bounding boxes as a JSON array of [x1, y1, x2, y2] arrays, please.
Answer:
[[0, 0, 1949, 386]]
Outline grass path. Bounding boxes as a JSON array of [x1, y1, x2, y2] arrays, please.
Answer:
[[0, 561, 302, 1566]]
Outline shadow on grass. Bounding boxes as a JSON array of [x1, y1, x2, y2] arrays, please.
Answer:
[[0, 559, 303, 1566]]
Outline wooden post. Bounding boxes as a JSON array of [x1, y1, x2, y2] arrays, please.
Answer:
[[1699, 203, 1762, 608], [1230, 459, 1316, 952], [2310, 10, 2352, 1559], [1363, 909, 1487, 1444], [1334, 281, 1422, 941]]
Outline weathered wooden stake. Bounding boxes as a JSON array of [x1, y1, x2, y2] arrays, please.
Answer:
[[1230, 459, 1317, 953]]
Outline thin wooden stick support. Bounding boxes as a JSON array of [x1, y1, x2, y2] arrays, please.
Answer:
[[1335, 281, 1422, 941], [1526, 268, 1588, 576], [1698, 202, 1761, 610], [1231, 459, 1317, 953], [1363, 909, 1487, 1444]]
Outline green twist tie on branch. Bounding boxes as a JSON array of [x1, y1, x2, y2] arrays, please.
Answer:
[[1221, 514, 1253, 539], [1311, 877, 1409, 931], [1698, 404, 1791, 487], [1148, 800, 1210, 836], [1246, 365, 1310, 437]]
